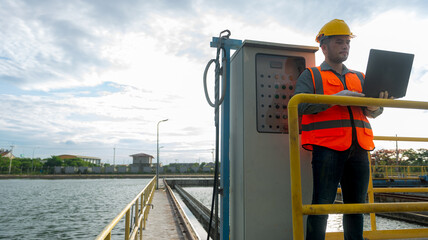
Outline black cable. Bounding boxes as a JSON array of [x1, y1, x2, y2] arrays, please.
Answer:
[[207, 110, 220, 240], [204, 30, 230, 240], [207, 50, 222, 240]]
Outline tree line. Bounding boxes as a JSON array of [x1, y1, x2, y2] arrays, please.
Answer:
[[2, 148, 426, 174], [0, 156, 214, 174], [0, 156, 98, 174], [371, 148, 428, 166]]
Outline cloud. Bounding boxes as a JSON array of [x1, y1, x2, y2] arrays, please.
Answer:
[[0, 2, 107, 89], [63, 140, 76, 145], [3, 0, 428, 90], [2, 0, 428, 164]]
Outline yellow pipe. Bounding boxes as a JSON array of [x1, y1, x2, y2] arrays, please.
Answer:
[[385, 166, 388, 179], [326, 229, 428, 240], [125, 209, 130, 240], [290, 94, 428, 110], [374, 136, 428, 142], [135, 199, 139, 234], [373, 187, 428, 193], [140, 196, 143, 219], [364, 229, 428, 239], [129, 221, 138, 240], [140, 195, 143, 240], [373, 177, 420, 180], [302, 202, 428, 215], [367, 152, 377, 231], [288, 91, 305, 240], [337, 187, 428, 193], [140, 217, 143, 240]]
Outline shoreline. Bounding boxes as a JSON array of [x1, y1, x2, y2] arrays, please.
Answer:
[[0, 174, 214, 179]]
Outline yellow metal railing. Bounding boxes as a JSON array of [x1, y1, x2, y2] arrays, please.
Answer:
[[372, 136, 428, 180], [96, 176, 157, 240], [288, 94, 428, 240], [372, 165, 427, 179]]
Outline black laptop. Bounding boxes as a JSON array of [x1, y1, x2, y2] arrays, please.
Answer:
[[362, 49, 414, 98]]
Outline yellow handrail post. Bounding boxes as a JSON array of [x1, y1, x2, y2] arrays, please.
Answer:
[[140, 217, 143, 240], [135, 200, 139, 235], [288, 95, 305, 240], [140, 194, 144, 238], [145, 190, 147, 207], [143, 208, 147, 230], [125, 209, 130, 240], [368, 152, 377, 231], [387, 166, 390, 179], [143, 198, 147, 230], [141, 193, 143, 214]]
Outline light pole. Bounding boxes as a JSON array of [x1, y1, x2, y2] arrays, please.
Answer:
[[8, 145, 14, 174], [31, 147, 39, 173], [157, 119, 168, 189], [113, 146, 116, 166]]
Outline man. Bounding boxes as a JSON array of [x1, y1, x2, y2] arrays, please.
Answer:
[[294, 19, 389, 240]]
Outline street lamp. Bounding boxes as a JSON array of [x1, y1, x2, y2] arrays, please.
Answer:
[[32, 147, 39, 173], [157, 119, 168, 189], [8, 145, 14, 174]]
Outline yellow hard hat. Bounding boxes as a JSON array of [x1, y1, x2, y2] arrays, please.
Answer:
[[316, 19, 355, 43]]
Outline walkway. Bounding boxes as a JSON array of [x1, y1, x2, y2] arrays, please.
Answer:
[[143, 186, 185, 240]]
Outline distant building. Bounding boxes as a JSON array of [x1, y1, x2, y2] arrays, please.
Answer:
[[130, 153, 154, 166], [0, 149, 15, 159], [58, 155, 101, 165], [130, 153, 154, 172]]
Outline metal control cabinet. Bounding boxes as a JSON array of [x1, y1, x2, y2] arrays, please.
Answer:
[[230, 40, 318, 239]]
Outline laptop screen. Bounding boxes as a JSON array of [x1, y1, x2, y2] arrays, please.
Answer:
[[362, 49, 414, 99]]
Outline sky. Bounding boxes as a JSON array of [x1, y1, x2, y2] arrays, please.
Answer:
[[1, 0, 428, 165]]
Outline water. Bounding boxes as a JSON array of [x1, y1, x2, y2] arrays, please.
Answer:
[[0, 178, 150, 240], [1, 180, 425, 240], [183, 187, 427, 232], [183, 187, 213, 208], [173, 190, 208, 240]]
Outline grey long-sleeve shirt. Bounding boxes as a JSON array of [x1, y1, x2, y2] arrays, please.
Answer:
[[294, 61, 383, 118]]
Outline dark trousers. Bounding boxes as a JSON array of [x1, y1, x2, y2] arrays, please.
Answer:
[[305, 144, 370, 240]]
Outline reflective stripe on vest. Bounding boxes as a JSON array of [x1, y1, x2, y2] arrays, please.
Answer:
[[302, 119, 372, 131], [301, 67, 374, 151]]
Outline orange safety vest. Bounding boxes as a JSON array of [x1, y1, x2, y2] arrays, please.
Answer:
[[301, 67, 375, 151]]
